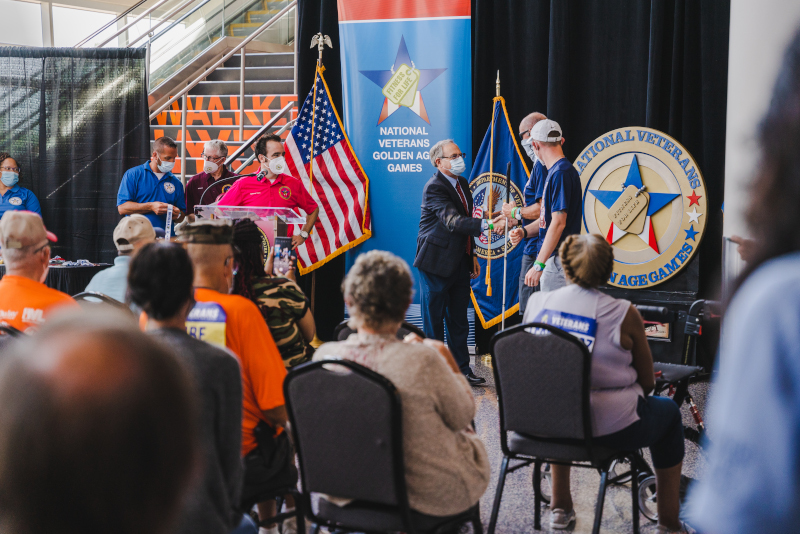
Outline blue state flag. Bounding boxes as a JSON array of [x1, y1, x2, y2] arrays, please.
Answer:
[[469, 97, 529, 328]]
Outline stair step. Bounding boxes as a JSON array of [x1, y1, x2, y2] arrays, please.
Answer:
[[205, 66, 294, 82], [246, 11, 283, 23], [228, 25, 288, 38], [151, 109, 296, 127], [152, 125, 291, 142], [154, 95, 297, 111], [189, 80, 294, 95], [223, 52, 294, 68]]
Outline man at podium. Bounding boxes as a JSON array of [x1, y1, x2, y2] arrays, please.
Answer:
[[218, 135, 319, 249]]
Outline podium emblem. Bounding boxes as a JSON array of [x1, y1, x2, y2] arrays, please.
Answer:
[[578, 127, 707, 288]]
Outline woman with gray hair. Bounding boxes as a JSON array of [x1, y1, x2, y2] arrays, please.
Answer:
[[314, 250, 490, 519]]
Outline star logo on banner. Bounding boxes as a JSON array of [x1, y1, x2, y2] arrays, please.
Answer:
[[588, 154, 680, 253], [359, 36, 446, 125]]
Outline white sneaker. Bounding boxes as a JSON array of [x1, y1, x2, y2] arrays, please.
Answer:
[[550, 508, 576, 529], [281, 514, 312, 534], [655, 521, 696, 534], [259, 527, 278, 534]]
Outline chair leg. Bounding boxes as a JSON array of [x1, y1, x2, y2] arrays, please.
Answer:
[[473, 507, 484, 534], [592, 469, 609, 534], [630, 459, 640, 534], [487, 456, 510, 534], [532, 460, 542, 531], [295, 499, 306, 534]]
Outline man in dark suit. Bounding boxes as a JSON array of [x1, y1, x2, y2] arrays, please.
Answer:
[[414, 139, 488, 386]]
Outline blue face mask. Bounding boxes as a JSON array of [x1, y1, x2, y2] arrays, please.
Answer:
[[449, 156, 466, 176], [1, 171, 18, 187]]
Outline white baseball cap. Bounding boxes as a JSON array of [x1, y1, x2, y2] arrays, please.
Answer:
[[530, 119, 563, 142]]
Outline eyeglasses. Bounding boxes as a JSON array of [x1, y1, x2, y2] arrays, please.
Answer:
[[441, 153, 466, 160], [201, 153, 225, 161], [519, 132, 530, 140], [0, 166, 20, 173]]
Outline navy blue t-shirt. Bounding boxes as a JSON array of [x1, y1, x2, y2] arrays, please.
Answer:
[[538, 158, 582, 258], [522, 159, 546, 257]]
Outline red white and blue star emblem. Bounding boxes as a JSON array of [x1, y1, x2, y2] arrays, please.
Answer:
[[359, 36, 446, 125]]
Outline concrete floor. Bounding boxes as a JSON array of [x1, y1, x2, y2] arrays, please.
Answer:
[[470, 354, 710, 533]]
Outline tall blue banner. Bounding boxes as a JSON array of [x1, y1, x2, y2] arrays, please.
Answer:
[[469, 98, 529, 328], [337, 0, 472, 303]]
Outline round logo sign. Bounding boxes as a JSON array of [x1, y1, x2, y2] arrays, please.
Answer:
[[8, 197, 22, 206], [469, 172, 524, 260], [578, 127, 707, 289], [279, 186, 292, 200], [163, 182, 175, 194], [221, 184, 232, 194]]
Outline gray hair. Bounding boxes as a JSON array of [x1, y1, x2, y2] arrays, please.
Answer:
[[3, 245, 43, 270], [203, 139, 228, 158], [429, 138, 455, 167], [342, 250, 413, 330]]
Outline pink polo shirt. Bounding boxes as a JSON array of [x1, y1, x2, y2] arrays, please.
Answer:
[[217, 173, 318, 214]]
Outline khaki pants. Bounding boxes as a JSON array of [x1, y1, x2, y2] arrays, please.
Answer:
[[541, 255, 566, 292]]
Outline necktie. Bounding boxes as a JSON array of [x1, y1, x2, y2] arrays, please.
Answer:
[[454, 181, 472, 255]]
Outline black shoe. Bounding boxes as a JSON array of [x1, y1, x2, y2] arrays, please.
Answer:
[[464, 371, 486, 386]]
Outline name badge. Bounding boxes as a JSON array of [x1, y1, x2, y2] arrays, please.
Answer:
[[530, 309, 598, 352], [186, 301, 227, 348]]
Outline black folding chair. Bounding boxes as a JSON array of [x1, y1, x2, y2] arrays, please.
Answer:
[[72, 291, 132, 313], [488, 323, 642, 534], [333, 319, 426, 342], [285, 360, 482, 534]]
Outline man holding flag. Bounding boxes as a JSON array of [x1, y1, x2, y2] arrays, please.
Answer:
[[414, 139, 488, 386]]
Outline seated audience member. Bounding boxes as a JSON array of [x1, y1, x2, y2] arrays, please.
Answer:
[[687, 28, 800, 534], [0, 211, 77, 332], [181, 220, 297, 534], [128, 241, 245, 534], [0, 152, 41, 216], [523, 234, 688, 533], [232, 219, 315, 368], [0, 309, 198, 534], [186, 139, 235, 221], [315, 250, 490, 518], [85, 214, 155, 303]]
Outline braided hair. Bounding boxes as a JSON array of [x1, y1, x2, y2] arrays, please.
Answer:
[[558, 234, 615, 289], [232, 219, 265, 303]]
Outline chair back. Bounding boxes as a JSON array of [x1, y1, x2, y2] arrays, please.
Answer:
[[285, 360, 407, 508], [334, 320, 425, 342], [491, 323, 592, 445], [72, 291, 130, 312]]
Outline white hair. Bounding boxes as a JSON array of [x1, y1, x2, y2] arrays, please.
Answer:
[[429, 139, 455, 167], [203, 139, 228, 158]]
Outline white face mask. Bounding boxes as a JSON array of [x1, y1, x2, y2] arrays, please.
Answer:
[[268, 156, 287, 175], [522, 137, 537, 161], [156, 156, 175, 173], [448, 156, 466, 176], [203, 159, 219, 174]]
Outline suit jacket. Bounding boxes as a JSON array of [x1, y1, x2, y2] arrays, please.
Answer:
[[414, 171, 482, 278]]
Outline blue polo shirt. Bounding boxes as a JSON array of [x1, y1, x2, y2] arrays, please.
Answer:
[[522, 159, 546, 257], [117, 161, 186, 231], [538, 158, 582, 258], [0, 185, 41, 217]]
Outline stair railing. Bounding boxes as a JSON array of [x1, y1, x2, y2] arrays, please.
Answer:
[[94, 0, 176, 48], [124, 0, 198, 48], [147, 0, 297, 182], [74, 0, 152, 47], [232, 117, 296, 174]]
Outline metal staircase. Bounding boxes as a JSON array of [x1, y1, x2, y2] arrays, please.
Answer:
[[77, 0, 298, 180]]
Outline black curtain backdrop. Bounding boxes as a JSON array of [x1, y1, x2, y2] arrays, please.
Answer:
[[296, 0, 346, 341], [0, 47, 150, 265], [297, 0, 730, 344]]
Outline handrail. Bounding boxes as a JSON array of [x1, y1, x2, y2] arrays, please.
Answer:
[[149, 0, 296, 120], [144, 0, 210, 46], [126, 0, 198, 47], [96, 0, 173, 47], [74, 0, 151, 47], [225, 101, 294, 166], [234, 118, 296, 174]]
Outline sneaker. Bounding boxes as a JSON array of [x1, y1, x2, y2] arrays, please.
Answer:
[[655, 521, 696, 534], [281, 514, 312, 534], [550, 508, 576, 530]]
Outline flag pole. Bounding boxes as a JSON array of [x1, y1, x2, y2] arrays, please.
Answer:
[[501, 161, 511, 330], [485, 71, 500, 297]]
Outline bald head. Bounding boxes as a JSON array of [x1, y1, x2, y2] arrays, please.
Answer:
[[186, 243, 235, 294], [519, 112, 547, 137], [0, 310, 198, 534]]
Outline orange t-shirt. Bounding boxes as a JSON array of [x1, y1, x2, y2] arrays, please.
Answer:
[[0, 275, 78, 332], [193, 288, 287, 456]]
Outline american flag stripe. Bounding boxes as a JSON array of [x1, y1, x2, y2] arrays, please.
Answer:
[[285, 68, 371, 273]]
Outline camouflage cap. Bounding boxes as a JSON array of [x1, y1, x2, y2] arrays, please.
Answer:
[[179, 219, 233, 244]]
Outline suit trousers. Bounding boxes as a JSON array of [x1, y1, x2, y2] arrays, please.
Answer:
[[418, 255, 472, 375]]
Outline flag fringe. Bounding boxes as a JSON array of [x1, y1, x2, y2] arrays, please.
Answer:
[[470, 289, 520, 329], [298, 229, 373, 276]]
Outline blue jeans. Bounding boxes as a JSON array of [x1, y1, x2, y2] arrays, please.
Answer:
[[418, 255, 472, 374], [595, 395, 685, 469], [230, 514, 257, 534]]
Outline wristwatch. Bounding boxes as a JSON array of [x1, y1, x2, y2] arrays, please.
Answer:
[[299, 230, 309, 239], [533, 261, 546, 272]]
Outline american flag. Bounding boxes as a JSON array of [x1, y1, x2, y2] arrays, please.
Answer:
[[285, 68, 371, 273]]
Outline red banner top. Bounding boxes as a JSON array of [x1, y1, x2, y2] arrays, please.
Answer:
[[337, 0, 470, 22]]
